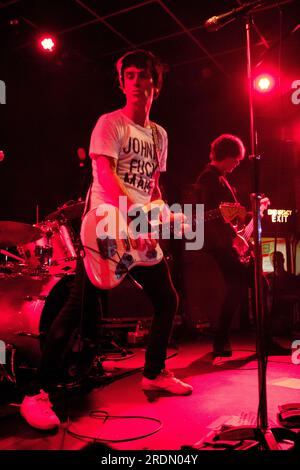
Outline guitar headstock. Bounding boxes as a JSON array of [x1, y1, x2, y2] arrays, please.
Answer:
[[219, 203, 247, 223], [260, 197, 270, 217]]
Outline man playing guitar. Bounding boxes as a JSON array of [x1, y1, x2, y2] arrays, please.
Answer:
[[20, 50, 192, 431], [83, 50, 192, 397], [195, 134, 287, 364]]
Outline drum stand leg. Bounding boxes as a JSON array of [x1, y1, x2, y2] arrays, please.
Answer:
[[0, 344, 17, 385], [96, 332, 133, 359], [95, 293, 134, 359]]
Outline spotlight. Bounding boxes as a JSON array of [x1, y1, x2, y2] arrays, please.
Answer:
[[253, 74, 275, 93], [39, 36, 56, 52]]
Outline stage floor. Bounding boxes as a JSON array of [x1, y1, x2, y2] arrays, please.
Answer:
[[0, 332, 299, 451]]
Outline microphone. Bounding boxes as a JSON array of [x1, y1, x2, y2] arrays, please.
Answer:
[[204, 0, 262, 32]]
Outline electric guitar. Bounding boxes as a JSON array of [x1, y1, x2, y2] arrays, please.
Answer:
[[80, 199, 246, 289], [232, 197, 270, 263]]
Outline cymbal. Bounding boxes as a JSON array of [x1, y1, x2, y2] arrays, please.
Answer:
[[46, 201, 85, 221], [0, 221, 43, 247]]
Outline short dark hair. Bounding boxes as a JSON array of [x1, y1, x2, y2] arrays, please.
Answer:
[[210, 134, 246, 162], [116, 49, 165, 97], [270, 251, 285, 264]]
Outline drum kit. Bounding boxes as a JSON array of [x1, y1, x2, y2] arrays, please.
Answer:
[[0, 200, 84, 277], [0, 201, 84, 380]]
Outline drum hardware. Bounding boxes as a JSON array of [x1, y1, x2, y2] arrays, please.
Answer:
[[0, 249, 26, 277], [15, 332, 40, 339], [1, 199, 82, 277], [24, 294, 48, 301], [0, 269, 126, 387], [45, 200, 85, 221], [0, 201, 83, 385], [17, 219, 77, 276], [54, 256, 78, 263], [0, 344, 17, 385], [0, 262, 21, 276], [33, 244, 53, 267], [0, 221, 43, 247], [0, 248, 24, 263]]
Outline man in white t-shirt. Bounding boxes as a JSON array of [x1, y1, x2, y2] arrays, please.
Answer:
[[20, 50, 192, 431]]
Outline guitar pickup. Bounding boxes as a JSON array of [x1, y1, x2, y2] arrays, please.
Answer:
[[145, 248, 157, 260], [97, 237, 117, 259], [115, 253, 133, 278]]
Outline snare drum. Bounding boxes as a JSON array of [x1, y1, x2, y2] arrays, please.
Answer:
[[18, 220, 77, 275]]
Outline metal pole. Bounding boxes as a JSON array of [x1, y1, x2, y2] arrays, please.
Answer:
[[246, 14, 269, 432]]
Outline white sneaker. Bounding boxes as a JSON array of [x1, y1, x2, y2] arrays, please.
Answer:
[[142, 370, 193, 395], [212, 356, 226, 366], [20, 390, 60, 430]]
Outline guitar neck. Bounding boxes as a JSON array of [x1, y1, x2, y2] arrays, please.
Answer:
[[204, 207, 225, 222], [157, 207, 233, 237], [242, 198, 270, 243], [243, 218, 253, 243]]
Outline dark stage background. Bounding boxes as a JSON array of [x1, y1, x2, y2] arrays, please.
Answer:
[[1, 0, 299, 223]]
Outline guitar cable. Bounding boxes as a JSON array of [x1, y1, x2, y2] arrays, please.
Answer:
[[82, 243, 144, 290]]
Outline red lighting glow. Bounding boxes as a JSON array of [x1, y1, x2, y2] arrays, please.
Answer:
[[253, 74, 275, 93], [292, 121, 300, 145], [40, 37, 55, 52]]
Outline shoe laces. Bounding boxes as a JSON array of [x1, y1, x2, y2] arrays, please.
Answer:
[[34, 390, 54, 412], [160, 370, 185, 385], [161, 369, 175, 379]]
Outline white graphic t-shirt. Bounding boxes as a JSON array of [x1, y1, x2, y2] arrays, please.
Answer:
[[88, 109, 168, 210]]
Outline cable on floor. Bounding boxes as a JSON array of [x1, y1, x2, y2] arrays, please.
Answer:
[[66, 410, 162, 443]]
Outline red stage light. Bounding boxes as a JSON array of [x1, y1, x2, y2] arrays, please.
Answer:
[[39, 36, 55, 52], [254, 74, 275, 93]]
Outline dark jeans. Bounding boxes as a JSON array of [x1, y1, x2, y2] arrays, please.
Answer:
[[211, 249, 271, 355], [211, 250, 250, 355], [26, 257, 178, 395]]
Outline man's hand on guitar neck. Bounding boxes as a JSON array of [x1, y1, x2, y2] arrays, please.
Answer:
[[142, 200, 191, 238], [232, 233, 249, 257], [260, 197, 270, 218], [158, 202, 191, 237]]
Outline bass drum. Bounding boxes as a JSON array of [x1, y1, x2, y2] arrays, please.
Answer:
[[0, 273, 75, 371]]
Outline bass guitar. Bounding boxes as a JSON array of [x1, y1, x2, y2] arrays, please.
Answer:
[[81, 199, 246, 289]]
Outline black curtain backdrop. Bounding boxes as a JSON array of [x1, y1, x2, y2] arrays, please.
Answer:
[[1, 41, 299, 222]]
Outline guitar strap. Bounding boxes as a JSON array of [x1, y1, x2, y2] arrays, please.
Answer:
[[82, 123, 161, 222], [219, 175, 239, 203], [150, 122, 160, 172], [82, 124, 160, 222], [82, 184, 92, 220]]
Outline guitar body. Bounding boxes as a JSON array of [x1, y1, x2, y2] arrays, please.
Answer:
[[81, 199, 246, 289], [233, 230, 252, 264], [232, 196, 270, 263], [81, 204, 163, 290]]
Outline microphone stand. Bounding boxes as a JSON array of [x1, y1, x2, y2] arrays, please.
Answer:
[[206, 13, 298, 450]]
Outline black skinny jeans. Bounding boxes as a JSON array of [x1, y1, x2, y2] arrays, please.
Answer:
[[26, 257, 178, 395], [211, 250, 271, 355]]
